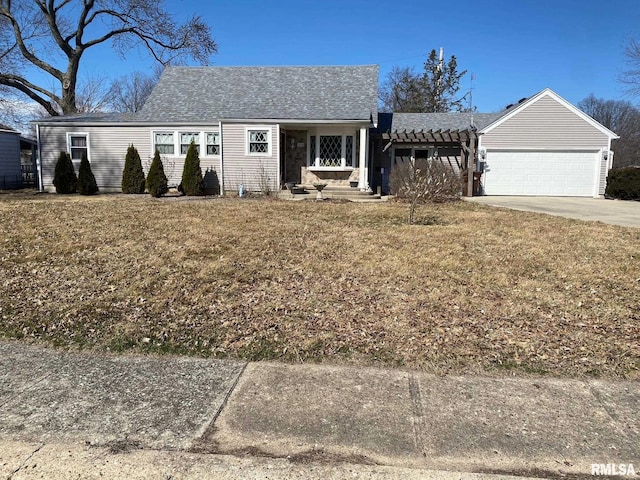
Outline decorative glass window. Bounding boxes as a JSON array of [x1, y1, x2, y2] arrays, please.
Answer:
[[206, 132, 220, 155], [309, 135, 316, 164], [154, 133, 174, 155], [247, 129, 269, 154], [345, 135, 354, 167], [319, 135, 342, 167], [180, 132, 200, 155], [309, 133, 355, 169], [68, 135, 88, 162]]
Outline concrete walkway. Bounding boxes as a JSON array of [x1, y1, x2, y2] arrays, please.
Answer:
[[1, 340, 638, 479], [466, 196, 640, 228]]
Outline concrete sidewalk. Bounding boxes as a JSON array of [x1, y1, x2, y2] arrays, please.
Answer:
[[1, 340, 638, 479]]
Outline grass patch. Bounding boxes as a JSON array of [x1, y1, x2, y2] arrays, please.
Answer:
[[0, 192, 638, 379]]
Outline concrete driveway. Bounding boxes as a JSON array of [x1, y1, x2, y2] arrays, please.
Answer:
[[467, 196, 640, 228]]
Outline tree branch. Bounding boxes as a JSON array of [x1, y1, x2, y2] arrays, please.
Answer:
[[0, 74, 58, 116], [0, 3, 65, 80], [74, 0, 95, 50]]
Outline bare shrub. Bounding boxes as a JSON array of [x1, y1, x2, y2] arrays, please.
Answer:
[[390, 158, 461, 224], [257, 161, 276, 196]]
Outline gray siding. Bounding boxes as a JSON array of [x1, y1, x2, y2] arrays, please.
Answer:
[[40, 125, 222, 191], [40, 125, 151, 191], [482, 95, 610, 150], [148, 127, 221, 188], [599, 153, 608, 195], [222, 124, 279, 193], [0, 131, 21, 188]]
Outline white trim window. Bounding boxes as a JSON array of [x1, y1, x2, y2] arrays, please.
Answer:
[[246, 128, 271, 155], [67, 133, 89, 168], [180, 132, 200, 154], [154, 132, 174, 155], [206, 132, 220, 156], [308, 133, 354, 169]]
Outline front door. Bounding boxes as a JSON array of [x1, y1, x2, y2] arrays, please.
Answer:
[[282, 130, 307, 185]]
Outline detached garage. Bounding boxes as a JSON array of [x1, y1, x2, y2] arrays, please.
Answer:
[[478, 89, 618, 197]]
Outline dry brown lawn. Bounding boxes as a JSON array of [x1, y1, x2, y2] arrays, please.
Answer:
[[1, 191, 638, 379]]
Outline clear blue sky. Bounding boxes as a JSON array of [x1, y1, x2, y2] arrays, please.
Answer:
[[80, 0, 639, 112]]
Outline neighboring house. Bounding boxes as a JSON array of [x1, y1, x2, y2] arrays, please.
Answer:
[[0, 125, 37, 190], [34, 69, 617, 198], [375, 89, 618, 197], [0, 125, 22, 189], [34, 65, 379, 193]]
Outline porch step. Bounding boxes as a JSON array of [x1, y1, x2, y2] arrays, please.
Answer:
[[281, 185, 384, 202]]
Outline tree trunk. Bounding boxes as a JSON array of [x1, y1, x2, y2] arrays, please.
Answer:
[[59, 61, 80, 115]]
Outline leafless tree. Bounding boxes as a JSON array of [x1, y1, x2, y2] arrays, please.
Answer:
[[379, 66, 424, 113], [107, 69, 158, 113], [0, 90, 47, 134], [578, 94, 640, 168], [620, 37, 640, 97], [390, 157, 461, 224], [0, 0, 217, 116], [75, 74, 111, 113]]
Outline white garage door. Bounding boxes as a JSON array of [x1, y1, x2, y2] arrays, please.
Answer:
[[482, 150, 598, 196]]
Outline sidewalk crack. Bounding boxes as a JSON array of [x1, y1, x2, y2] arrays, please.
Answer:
[[585, 380, 634, 443], [189, 362, 248, 452], [408, 374, 427, 457], [6, 443, 44, 480]]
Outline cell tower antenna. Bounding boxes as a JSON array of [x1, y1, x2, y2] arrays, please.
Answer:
[[469, 73, 476, 111]]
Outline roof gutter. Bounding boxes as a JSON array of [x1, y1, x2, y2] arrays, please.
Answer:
[[219, 118, 370, 125]]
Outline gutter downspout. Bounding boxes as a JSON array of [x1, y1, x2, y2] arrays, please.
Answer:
[[219, 121, 224, 195], [35, 124, 44, 192]]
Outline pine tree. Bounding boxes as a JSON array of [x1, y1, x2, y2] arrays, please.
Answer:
[[379, 49, 468, 113], [53, 151, 77, 194], [180, 140, 204, 196], [121, 144, 146, 193], [77, 152, 99, 195], [420, 49, 467, 112], [146, 149, 168, 198]]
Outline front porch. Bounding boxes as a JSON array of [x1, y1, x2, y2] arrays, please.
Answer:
[[279, 125, 370, 191]]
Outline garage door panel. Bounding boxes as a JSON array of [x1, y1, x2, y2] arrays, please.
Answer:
[[483, 150, 597, 196]]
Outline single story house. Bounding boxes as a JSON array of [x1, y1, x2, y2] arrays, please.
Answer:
[[0, 125, 38, 190], [35, 65, 379, 194], [34, 67, 617, 198]]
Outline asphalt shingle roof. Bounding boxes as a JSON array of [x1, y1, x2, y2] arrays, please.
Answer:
[[137, 65, 379, 122], [389, 112, 503, 132]]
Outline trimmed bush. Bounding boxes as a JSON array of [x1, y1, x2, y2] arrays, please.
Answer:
[[605, 167, 640, 200], [146, 149, 168, 198], [121, 144, 146, 194], [53, 151, 77, 194], [77, 152, 99, 195], [180, 140, 204, 196]]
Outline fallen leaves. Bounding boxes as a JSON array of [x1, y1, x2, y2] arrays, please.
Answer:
[[0, 193, 638, 379]]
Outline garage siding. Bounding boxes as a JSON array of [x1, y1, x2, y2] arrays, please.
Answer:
[[481, 96, 609, 150]]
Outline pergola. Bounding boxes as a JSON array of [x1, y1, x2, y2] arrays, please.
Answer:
[[381, 128, 479, 196]]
